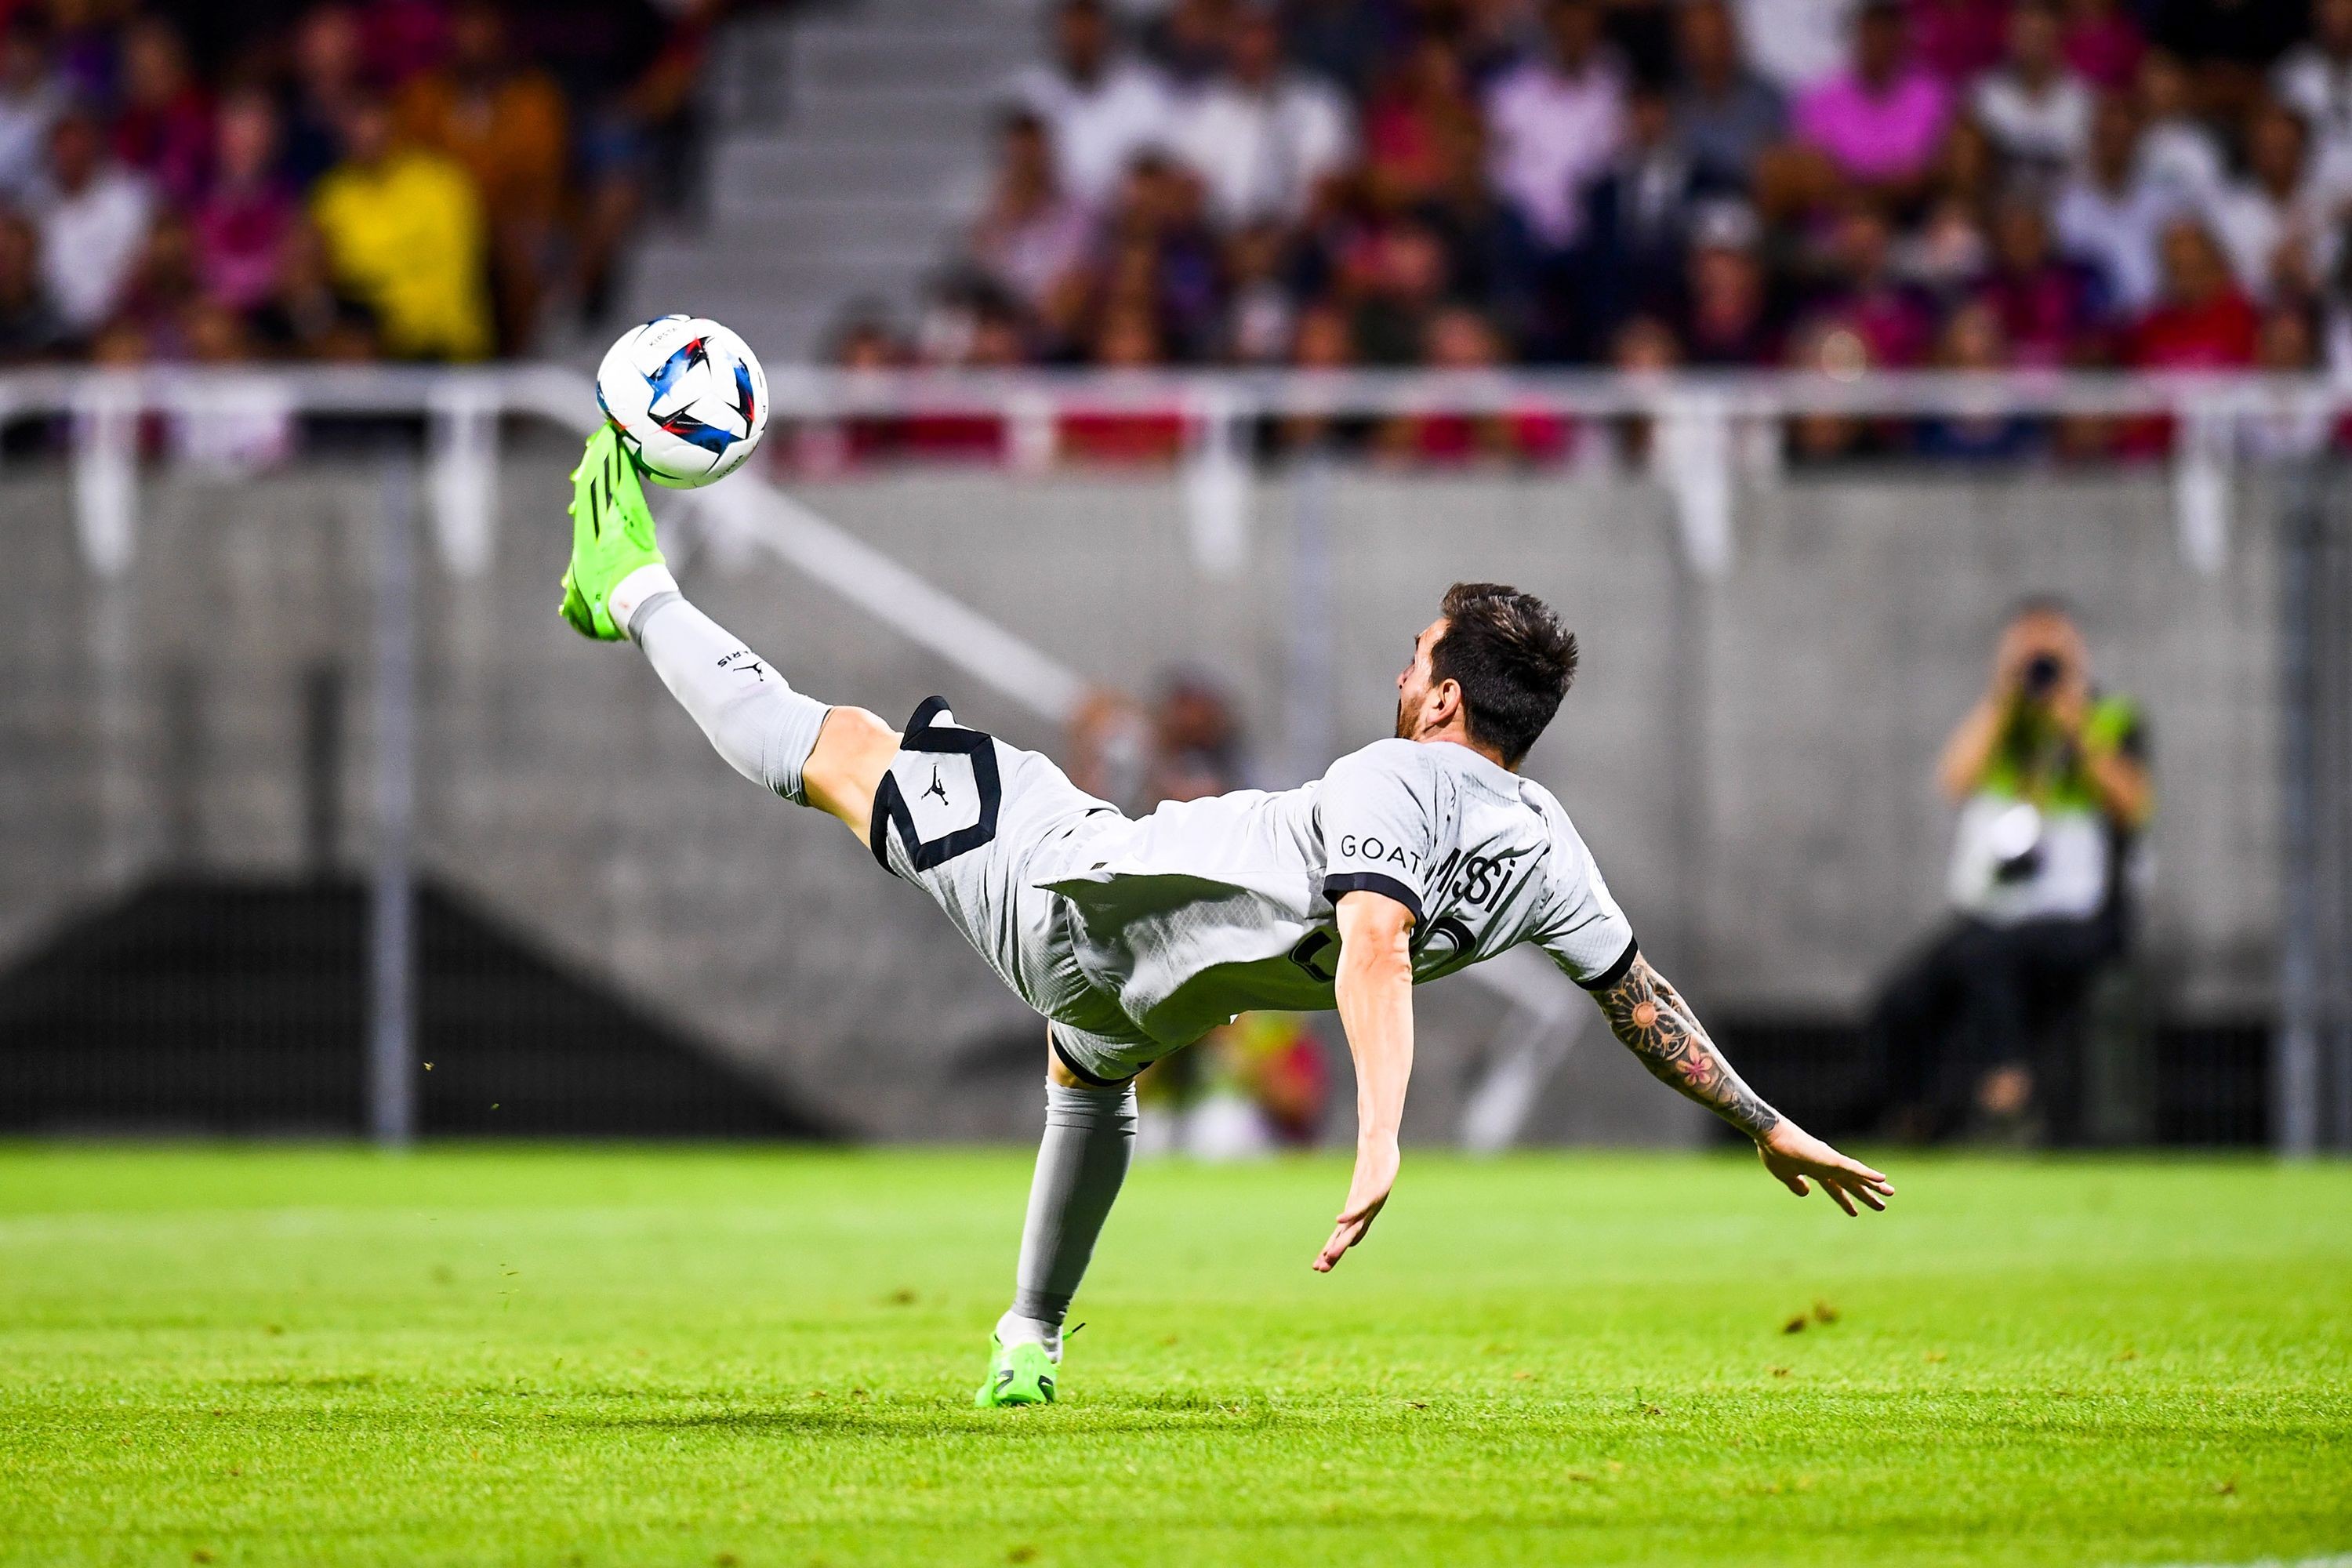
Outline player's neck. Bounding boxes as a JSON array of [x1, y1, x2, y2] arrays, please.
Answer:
[[1414, 724, 1513, 772]]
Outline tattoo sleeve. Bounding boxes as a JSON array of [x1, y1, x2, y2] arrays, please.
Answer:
[[1594, 956, 1781, 1139]]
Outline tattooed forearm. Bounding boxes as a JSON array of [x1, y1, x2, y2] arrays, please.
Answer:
[[1595, 956, 1781, 1139]]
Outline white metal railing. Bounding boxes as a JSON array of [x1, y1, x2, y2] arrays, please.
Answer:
[[12, 365, 2349, 585]]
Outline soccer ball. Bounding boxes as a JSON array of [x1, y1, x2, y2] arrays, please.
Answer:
[[595, 315, 769, 488]]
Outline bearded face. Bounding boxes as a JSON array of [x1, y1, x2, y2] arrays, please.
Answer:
[[1395, 618, 1445, 742]]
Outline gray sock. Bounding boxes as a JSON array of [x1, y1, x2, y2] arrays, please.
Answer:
[[1000, 1078, 1137, 1354]]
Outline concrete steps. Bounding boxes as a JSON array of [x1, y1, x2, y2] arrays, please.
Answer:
[[624, 0, 1047, 359]]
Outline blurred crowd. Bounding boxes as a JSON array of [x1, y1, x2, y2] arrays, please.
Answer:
[[826, 0, 2352, 464], [0, 0, 716, 372]]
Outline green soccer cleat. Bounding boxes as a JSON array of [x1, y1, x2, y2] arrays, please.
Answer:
[[559, 424, 665, 641], [974, 1335, 1058, 1409]]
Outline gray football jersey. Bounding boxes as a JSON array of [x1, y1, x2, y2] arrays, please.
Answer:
[[1040, 736, 1637, 1047]]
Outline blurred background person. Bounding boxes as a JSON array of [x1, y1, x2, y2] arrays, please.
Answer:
[[2146, 0, 2305, 123], [2052, 90, 2173, 317], [1572, 78, 1717, 357], [1871, 599, 2152, 1142], [2060, 0, 2147, 93], [1974, 0, 2095, 176], [34, 107, 150, 341], [0, 9, 61, 201], [190, 89, 292, 318], [1733, 0, 1858, 96], [247, 216, 379, 362], [278, 2, 366, 191], [392, 0, 568, 354], [1789, 1, 1952, 215], [2274, 0, 2352, 177], [110, 16, 209, 210], [308, 92, 489, 361], [2130, 212, 2259, 374], [1976, 192, 2108, 368], [1173, 5, 1352, 228], [968, 107, 1094, 324], [1483, 0, 1624, 265], [1671, 0, 1785, 191], [0, 204, 60, 361], [1914, 297, 2042, 459], [2132, 48, 2227, 210], [1015, 0, 1177, 210], [2209, 96, 2341, 307]]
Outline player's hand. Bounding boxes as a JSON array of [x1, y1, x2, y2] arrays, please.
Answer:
[[1314, 1133, 1399, 1272], [1756, 1120, 1893, 1217]]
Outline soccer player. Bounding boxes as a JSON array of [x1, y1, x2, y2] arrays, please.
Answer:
[[559, 428, 1893, 1407]]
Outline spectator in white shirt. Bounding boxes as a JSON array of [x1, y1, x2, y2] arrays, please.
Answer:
[[1974, 0, 2093, 172], [2132, 48, 2227, 211], [1734, 0, 1860, 94], [1483, 0, 1626, 252], [0, 12, 60, 200], [2209, 98, 2343, 304], [1014, 0, 1179, 208], [2052, 91, 2178, 313], [1171, 9, 1351, 226], [34, 110, 151, 335], [2272, 0, 2352, 187]]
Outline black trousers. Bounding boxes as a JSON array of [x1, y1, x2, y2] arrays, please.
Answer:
[[1869, 914, 2118, 1134]]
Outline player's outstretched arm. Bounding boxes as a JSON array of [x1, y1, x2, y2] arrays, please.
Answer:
[[1593, 955, 1893, 1216], [1314, 890, 1417, 1272]]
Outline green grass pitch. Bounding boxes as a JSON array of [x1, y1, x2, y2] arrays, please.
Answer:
[[2, 1145, 2347, 1567]]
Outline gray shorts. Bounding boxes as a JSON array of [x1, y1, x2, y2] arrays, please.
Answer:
[[869, 698, 1159, 1082]]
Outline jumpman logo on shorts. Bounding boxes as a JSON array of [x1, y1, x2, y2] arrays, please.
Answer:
[[922, 764, 951, 806]]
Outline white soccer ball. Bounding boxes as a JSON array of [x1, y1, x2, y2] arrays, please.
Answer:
[[595, 314, 768, 488]]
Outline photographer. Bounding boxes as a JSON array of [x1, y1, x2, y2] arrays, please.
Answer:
[[1871, 599, 2152, 1142]]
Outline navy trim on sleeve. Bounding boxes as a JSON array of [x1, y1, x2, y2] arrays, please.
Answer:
[[1577, 933, 1640, 993], [1323, 872, 1425, 924]]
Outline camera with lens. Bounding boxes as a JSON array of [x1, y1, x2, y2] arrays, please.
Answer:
[[2020, 652, 2063, 698]]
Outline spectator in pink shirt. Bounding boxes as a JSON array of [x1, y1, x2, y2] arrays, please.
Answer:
[[1795, 2, 1953, 197], [191, 91, 295, 315]]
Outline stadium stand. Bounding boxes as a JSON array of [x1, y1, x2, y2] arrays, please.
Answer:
[[655, 0, 2347, 470], [0, 0, 725, 367], [5, 0, 2347, 426]]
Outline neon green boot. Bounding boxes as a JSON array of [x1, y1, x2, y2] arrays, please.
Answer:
[[974, 1334, 1058, 1408], [558, 424, 665, 641]]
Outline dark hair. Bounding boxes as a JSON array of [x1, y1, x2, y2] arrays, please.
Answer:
[[1430, 582, 1579, 765]]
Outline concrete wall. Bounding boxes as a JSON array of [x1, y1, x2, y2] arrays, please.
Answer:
[[0, 443, 2299, 1141]]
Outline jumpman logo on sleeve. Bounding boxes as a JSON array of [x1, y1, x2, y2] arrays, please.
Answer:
[[922, 764, 951, 806]]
